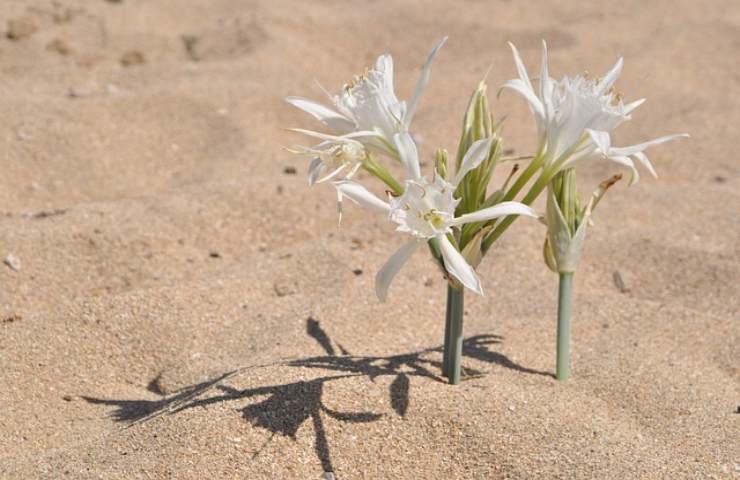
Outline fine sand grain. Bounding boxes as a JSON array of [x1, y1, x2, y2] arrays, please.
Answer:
[[0, 0, 738, 478]]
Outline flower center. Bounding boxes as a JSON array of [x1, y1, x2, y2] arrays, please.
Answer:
[[422, 209, 447, 229], [324, 142, 365, 169], [389, 177, 460, 239]]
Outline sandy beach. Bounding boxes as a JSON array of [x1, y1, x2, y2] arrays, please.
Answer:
[[0, 0, 738, 478]]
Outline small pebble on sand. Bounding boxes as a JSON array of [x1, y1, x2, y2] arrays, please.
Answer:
[[6, 18, 38, 40], [120, 51, 146, 67], [3, 254, 21, 272]]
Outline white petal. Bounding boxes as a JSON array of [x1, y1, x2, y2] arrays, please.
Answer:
[[610, 133, 689, 156], [375, 53, 394, 79], [539, 40, 552, 109], [439, 236, 483, 295], [623, 98, 645, 114], [333, 181, 390, 214], [285, 96, 355, 132], [316, 164, 347, 184], [605, 155, 640, 185], [597, 57, 624, 94], [375, 240, 420, 302], [508, 42, 533, 91], [451, 137, 493, 187], [449, 201, 539, 226], [307, 157, 324, 186], [288, 128, 380, 142], [500, 79, 545, 119], [632, 151, 657, 178], [405, 37, 447, 128], [394, 132, 422, 180], [586, 129, 612, 153]]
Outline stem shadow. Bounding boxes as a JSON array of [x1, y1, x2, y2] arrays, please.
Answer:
[[83, 319, 551, 474]]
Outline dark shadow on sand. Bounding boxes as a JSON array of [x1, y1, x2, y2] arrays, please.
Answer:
[[84, 318, 551, 474]]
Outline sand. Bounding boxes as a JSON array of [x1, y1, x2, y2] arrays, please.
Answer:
[[0, 0, 738, 478]]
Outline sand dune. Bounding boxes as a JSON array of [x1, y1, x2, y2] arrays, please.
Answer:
[[0, 0, 738, 478]]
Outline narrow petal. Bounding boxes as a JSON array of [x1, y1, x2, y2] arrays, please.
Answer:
[[597, 57, 624, 94], [394, 132, 422, 180], [604, 155, 640, 185], [439, 236, 483, 295], [500, 79, 545, 119], [334, 181, 390, 214], [451, 137, 493, 187], [375, 240, 420, 302], [288, 128, 380, 143], [307, 157, 324, 186], [610, 133, 689, 156], [285, 96, 355, 132], [632, 151, 658, 178], [508, 42, 533, 90], [449, 201, 539, 226], [316, 164, 347, 184], [586, 129, 612, 153], [405, 37, 448, 128], [539, 40, 551, 109], [623, 98, 646, 114]]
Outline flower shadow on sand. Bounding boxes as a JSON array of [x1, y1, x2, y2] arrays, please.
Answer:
[[84, 318, 551, 473]]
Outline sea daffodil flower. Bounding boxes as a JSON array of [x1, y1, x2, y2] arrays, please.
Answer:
[[503, 41, 688, 180], [335, 133, 539, 300], [287, 129, 371, 185], [286, 38, 447, 156]]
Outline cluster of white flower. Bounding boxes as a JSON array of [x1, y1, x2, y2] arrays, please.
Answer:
[[287, 38, 687, 300]]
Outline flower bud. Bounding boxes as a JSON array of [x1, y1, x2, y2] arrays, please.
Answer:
[[435, 148, 449, 180], [544, 170, 622, 273]]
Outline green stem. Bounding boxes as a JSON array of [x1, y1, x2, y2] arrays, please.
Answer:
[[481, 169, 552, 253], [557, 272, 573, 381], [363, 160, 403, 196], [501, 150, 544, 202], [445, 286, 465, 385], [442, 286, 453, 378]]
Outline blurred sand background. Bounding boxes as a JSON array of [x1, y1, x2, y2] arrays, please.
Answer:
[[0, 0, 738, 478]]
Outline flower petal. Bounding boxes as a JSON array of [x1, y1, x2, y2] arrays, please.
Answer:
[[623, 98, 645, 114], [451, 137, 493, 187], [500, 79, 545, 119], [375, 240, 420, 302], [333, 181, 390, 214], [448, 201, 539, 226], [610, 133, 689, 156], [597, 57, 623, 94], [539, 40, 552, 112], [307, 157, 324, 186], [394, 132, 422, 180], [632, 151, 657, 178], [508, 42, 533, 91], [285, 96, 355, 132], [288, 128, 380, 143], [316, 164, 348, 184], [604, 155, 640, 185], [439, 236, 483, 295], [405, 37, 448, 128], [586, 129, 612, 153]]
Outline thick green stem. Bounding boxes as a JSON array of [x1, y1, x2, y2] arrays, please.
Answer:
[[445, 286, 465, 385], [442, 286, 453, 378], [362, 160, 403, 196], [556, 272, 573, 381]]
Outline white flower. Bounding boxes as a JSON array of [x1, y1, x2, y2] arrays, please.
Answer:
[[584, 130, 688, 185], [285, 38, 447, 156], [288, 129, 370, 185], [335, 132, 539, 300], [503, 41, 688, 180]]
